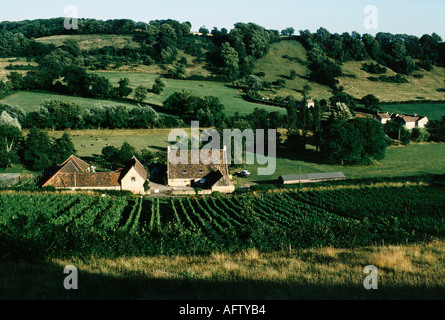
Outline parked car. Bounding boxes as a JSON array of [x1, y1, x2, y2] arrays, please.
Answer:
[[236, 170, 251, 178]]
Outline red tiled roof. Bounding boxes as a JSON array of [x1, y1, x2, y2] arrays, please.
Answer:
[[59, 155, 90, 172], [42, 155, 146, 189], [43, 172, 121, 188]]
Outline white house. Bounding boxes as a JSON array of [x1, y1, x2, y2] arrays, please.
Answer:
[[391, 114, 429, 130], [42, 155, 148, 194]]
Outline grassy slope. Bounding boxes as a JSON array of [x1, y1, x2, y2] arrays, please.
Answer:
[[253, 40, 333, 101], [0, 91, 141, 113], [0, 58, 38, 81], [1, 240, 444, 299], [35, 34, 141, 50], [95, 71, 287, 116], [254, 40, 445, 118], [339, 60, 445, 102], [47, 129, 174, 157]]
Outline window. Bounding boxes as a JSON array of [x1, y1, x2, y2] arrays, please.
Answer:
[[131, 177, 136, 182], [183, 170, 187, 174]]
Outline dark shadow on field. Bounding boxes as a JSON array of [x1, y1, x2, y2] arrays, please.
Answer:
[[149, 145, 169, 152], [276, 147, 325, 164], [0, 259, 444, 300], [278, 74, 292, 80]]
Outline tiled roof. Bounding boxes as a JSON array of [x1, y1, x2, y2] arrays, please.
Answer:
[[44, 172, 121, 188], [377, 112, 391, 119], [43, 155, 146, 189], [118, 156, 147, 181], [59, 155, 90, 172], [168, 149, 229, 180]]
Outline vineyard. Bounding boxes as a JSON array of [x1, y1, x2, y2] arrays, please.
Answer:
[[0, 184, 444, 260]]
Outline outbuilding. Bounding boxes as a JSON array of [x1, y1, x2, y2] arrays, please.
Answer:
[[278, 172, 346, 185]]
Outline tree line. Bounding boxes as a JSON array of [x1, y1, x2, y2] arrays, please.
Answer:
[[299, 28, 445, 88]]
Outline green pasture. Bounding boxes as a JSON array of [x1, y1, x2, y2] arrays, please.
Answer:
[[232, 143, 445, 185], [382, 103, 445, 120], [94, 72, 288, 116], [0, 91, 139, 113]]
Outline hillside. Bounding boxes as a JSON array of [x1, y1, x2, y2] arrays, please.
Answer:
[[253, 40, 445, 103], [35, 34, 141, 50]]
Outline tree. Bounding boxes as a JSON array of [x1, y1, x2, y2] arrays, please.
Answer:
[[152, 77, 165, 94], [426, 115, 445, 142], [62, 64, 90, 97], [350, 118, 387, 162], [243, 74, 262, 92], [285, 96, 300, 136], [0, 124, 22, 168], [133, 85, 148, 102], [163, 90, 195, 114], [320, 120, 364, 165], [384, 121, 412, 145], [0, 111, 21, 130], [118, 142, 137, 165], [100, 145, 119, 169], [52, 132, 76, 165], [330, 102, 354, 121], [114, 78, 133, 99], [38, 100, 81, 130], [281, 27, 295, 36], [89, 74, 112, 98], [220, 42, 240, 82], [129, 105, 159, 128], [20, 127, 53, 171], [360, 94, 381, 112], [169, 61, 186, 79], [6, 72, 24, 91], [199, 26, 209, 36]]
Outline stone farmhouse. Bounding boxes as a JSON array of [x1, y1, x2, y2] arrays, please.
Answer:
[[375, 112, 429, 129], [42, 155, 147, 194], [167, 146, 235, 194]]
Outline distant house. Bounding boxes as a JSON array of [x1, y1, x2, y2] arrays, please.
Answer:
[[42, 155, 147, 194], [167, 146, 235, 194], [278, 172, 346, 185], [306, 99, 315, 109], [375, 112, 392, 124], [391, 114, 429, 130]]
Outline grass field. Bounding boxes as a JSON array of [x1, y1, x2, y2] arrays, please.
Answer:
[[0, 91, 142, 113], [253, 40, 332, 101], [0, 91, 175, 120], [232, 143, 445, 186], [35, 34, 141, 50], [340, 61, 445, 102], [95, 71, 287, 116], [253, 40, 445, 103], [382, 103, 445, 120], [47, 129, 174, 157], [0, 57, 38, 81], [1, 240, 443, 300]]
